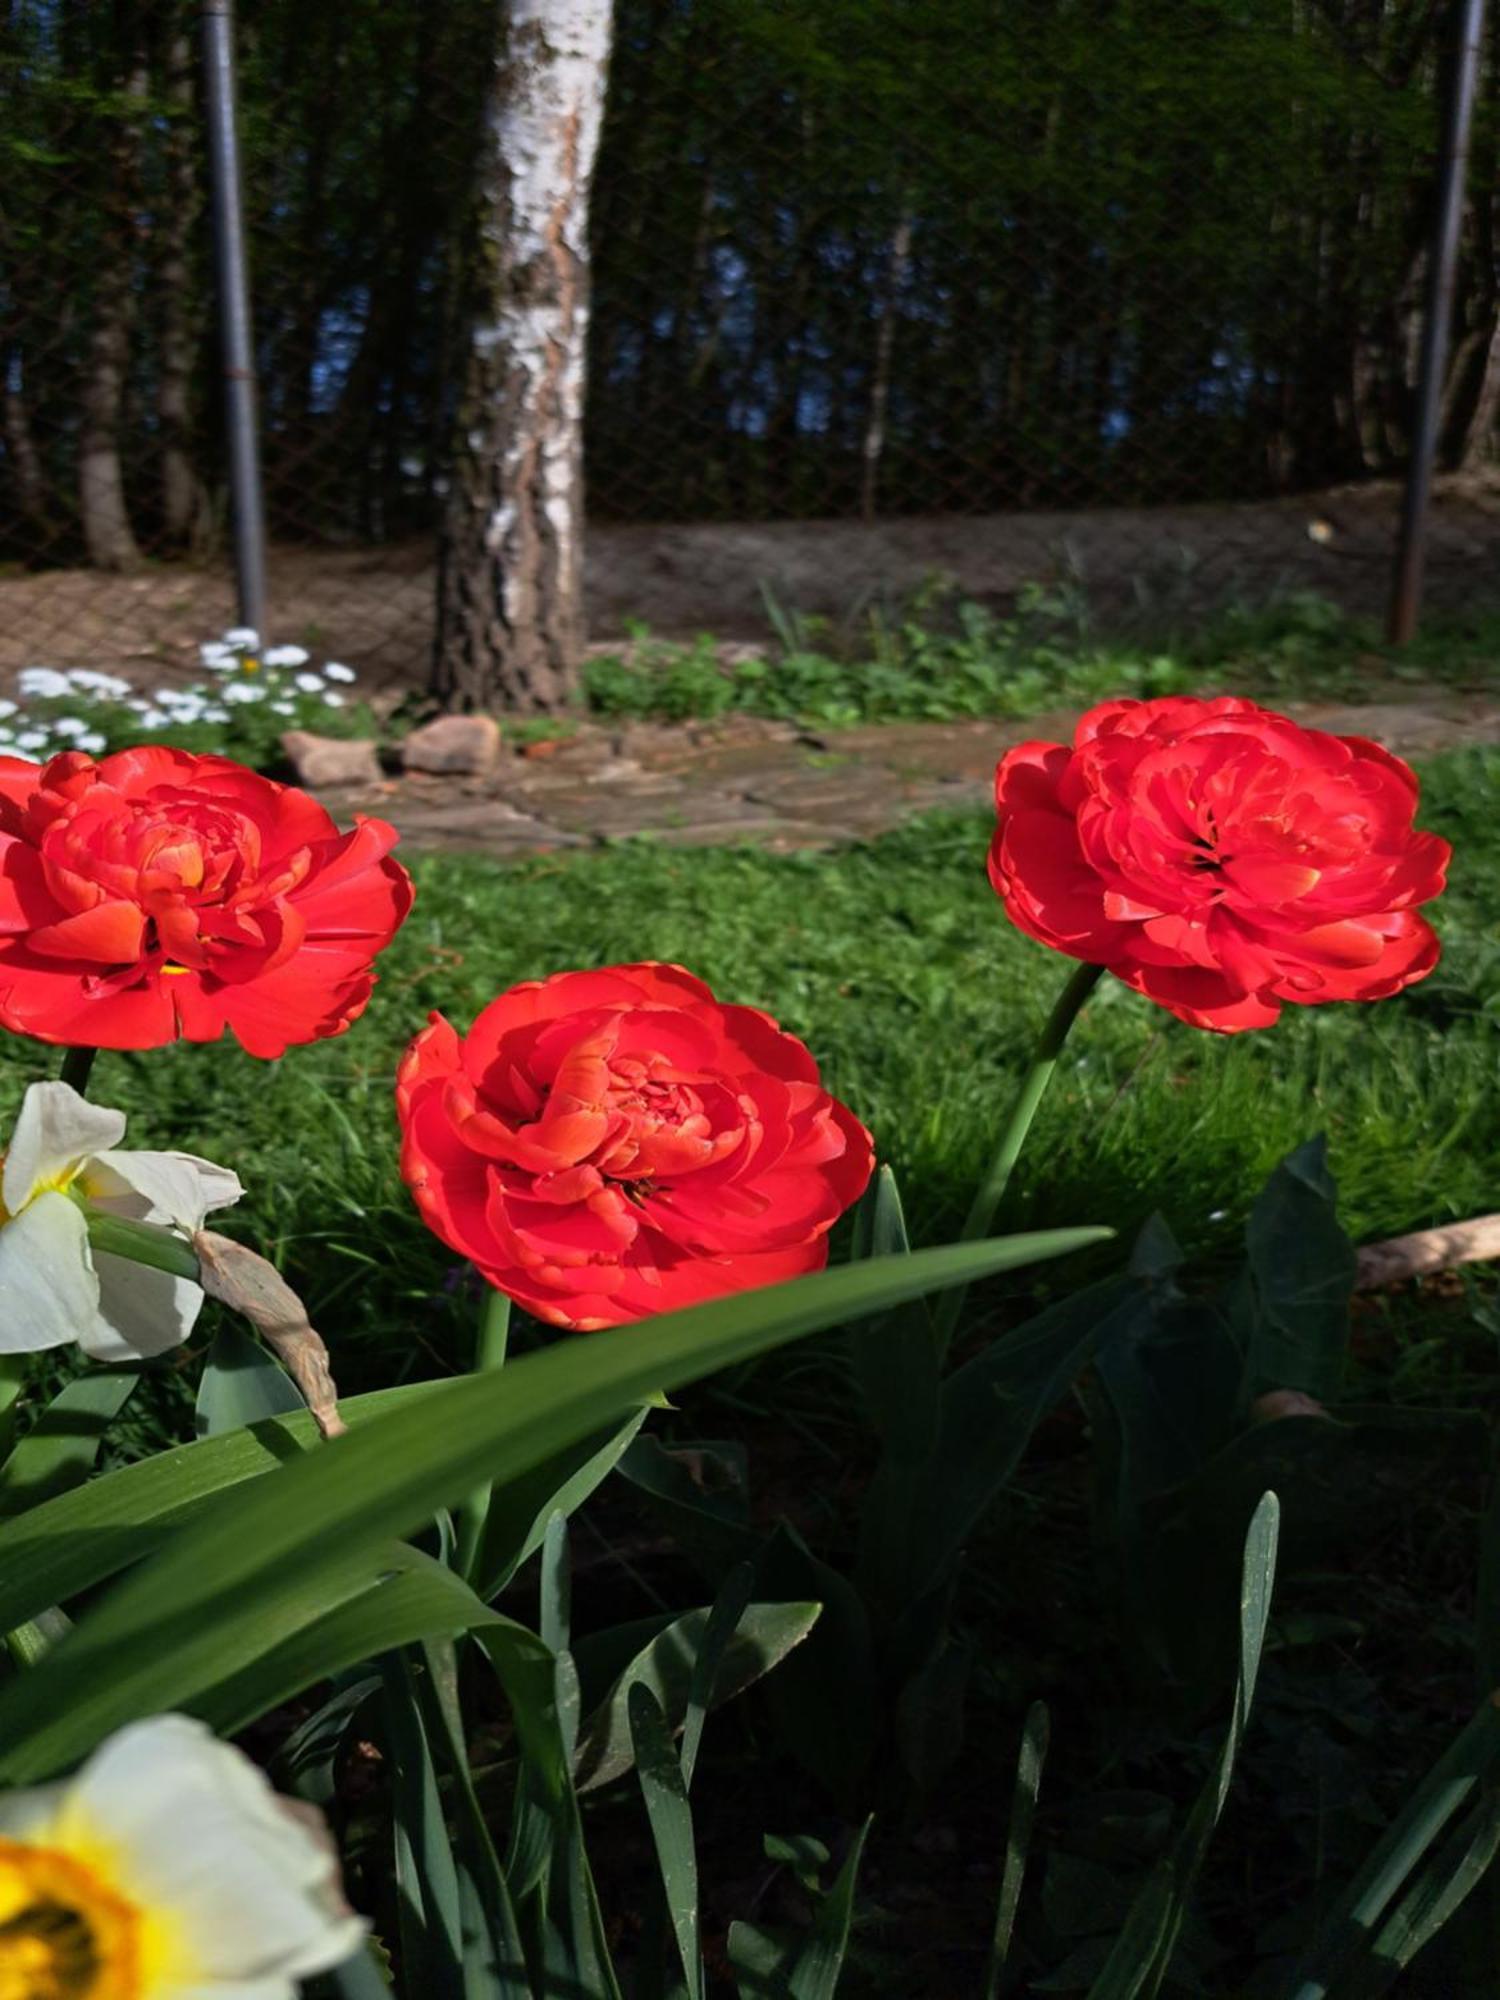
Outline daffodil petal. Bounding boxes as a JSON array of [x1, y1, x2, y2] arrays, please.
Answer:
[[85, 1150, 243, 1233], [0, 1190, 99, 1352], [1, 1083, 125, 1215], [58, 1717, 363, 1987], [82, 1254, 204, 1363]]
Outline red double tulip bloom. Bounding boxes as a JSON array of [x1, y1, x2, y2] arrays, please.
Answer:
[[990, 696, 1450, 1032], [0, 747, 413, 1055], [397, 962, 873, 1328]]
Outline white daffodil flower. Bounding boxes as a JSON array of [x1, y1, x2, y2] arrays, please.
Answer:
[[0, 1082, 240, 1361], [0, 1713, 364, 1997]]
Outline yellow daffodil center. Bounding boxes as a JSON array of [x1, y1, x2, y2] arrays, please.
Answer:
[[0, 1839, 140, 1999]]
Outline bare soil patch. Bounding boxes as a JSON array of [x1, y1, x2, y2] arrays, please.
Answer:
[[4, 477, 1500, 695]]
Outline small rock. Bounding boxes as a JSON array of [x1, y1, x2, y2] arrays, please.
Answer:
[[401, 714, 503, 777], [280, 731, 382, 789]]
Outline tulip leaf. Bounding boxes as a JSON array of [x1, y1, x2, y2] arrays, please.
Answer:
[[1239, 1135, 1357, 1405], [727, 1816, 872, 2000], [0, 1368, 140, 1521], [574, 1598, 821, 1793], [195, 1321, 303, 1437], [0, 1231, 1108, 1782], [471, 1406, 651, 1602], [630, 1682, 705, 2000]]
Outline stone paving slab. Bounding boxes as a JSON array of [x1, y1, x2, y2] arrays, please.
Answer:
[[331, 694, 1500, 861]]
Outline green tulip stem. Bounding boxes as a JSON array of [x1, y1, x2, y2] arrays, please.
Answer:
[[59, 1046, 97, 1097], [934, 958, 1105, 1359], [456, 1285, 512, 1582]]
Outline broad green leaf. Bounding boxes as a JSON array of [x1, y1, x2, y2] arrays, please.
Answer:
[[1086, 1491, 1280, 2000], [1240, 1136, 1357, 1404], [986, 1702, 1050, 1999], [0, 1369, 139, 1520], [914, 1272, 1151, 1581], [195, 1322, 302, 1437], [895, 1630, 975, 1793], [0, 1380, 441, 1640], [682, 1562, 756, 1789], [539, 1512, 571, 1657], [0, 1356, 32, 1464], [0, 1233, 1105, 1782], [631, 1682, 705, 2000], [471, 1406, 650, 1602], [574, 1599, 821, 1793], [193, 1554, 499, 1739]]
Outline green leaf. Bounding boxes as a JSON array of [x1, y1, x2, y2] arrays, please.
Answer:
[[986, 1702, 1050, 1999], [0, 1369, 140, 1521], [756, 1525, 877, 1803], [273, 1674, 381, 1808], [85, 1210, 200, 1280], [616, 1433, 758, 1578], [895, 1631, 975, 1793], [914, 1272, 1153, 1581], [1285, 1695, 1500, 2000], [539, 1512, 571, 1657], [382, 1653, 466, 2000], [0, 1380, 442, 1641], [728, 1818, 873, 2000], [0, 1233, 1104, 1783], [471, 1406, 650, 1602], [192, 1553, 499, 1739], [682, 1562, 756, 1789], [574, 1599, 821, 1793], [1240, 1136, 1357, 1404], [631, 1682, 705, 2000], [195, 1322, 303, 1437], [1086, 1492, 1280, 2000]]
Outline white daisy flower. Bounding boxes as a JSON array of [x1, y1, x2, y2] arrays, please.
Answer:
[[65, 671, 133, 699], [262, 644, 310, 668], [76, 731, 108, 754], [16, 731, 49, 752], [0, 1712, 364, 1997], [0, 700, 19, 720], [17, 668, 70, 699], [51, 718, 89, 739], [323, 662, 357, 684], [321, 692, 346, 709], [199, 645, 237, 672], [294, 673, 324, 695], [221, 682, 265, 706], [270, 700, 296, 716], [198, 706, 230, 724], [222, 626, 260, 648]]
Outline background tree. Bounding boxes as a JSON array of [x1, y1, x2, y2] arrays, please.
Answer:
[[432, 0, 615, 714]]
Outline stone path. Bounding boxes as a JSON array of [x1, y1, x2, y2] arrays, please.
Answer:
[[327, 692, 1500, 858]]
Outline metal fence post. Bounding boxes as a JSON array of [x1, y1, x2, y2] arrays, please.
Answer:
[[201, 0, 268, 641], [1388, 0, 1488, 644]]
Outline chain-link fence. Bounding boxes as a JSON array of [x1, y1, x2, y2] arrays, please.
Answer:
[[3, 0, 1500, 696]]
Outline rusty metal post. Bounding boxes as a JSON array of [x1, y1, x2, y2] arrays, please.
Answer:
[[202, 0, 268, 640], [1388, 0, 1488, 643]]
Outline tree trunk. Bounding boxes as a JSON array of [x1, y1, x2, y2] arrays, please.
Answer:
[[433, 0, 613, 714], [2, 343, 51, 539], [1460, 316, 1500, 470], [860, 207, 912, 523], [79, 55, 146, 571], [158, 30, 207, 545]]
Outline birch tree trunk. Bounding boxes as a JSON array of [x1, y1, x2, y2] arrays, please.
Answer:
[[860, 207, 912, 522], [433, 0, 613, 714], [79, 55, 146, 571]]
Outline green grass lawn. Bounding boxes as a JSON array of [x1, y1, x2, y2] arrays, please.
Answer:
[[11, 740, 1496, 1407]]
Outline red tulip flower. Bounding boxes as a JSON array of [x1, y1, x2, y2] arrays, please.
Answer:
[[989, 697, 1450, 1032], [0, 748, 413, 1055], [398, 962, 873, 1329]]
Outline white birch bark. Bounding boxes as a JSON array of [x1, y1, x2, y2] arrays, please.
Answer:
[[434, 0, 613, 712]]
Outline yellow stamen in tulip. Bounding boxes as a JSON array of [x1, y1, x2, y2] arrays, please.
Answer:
[[0, 1837, 140, 1999], [160, 965, 190, 978]]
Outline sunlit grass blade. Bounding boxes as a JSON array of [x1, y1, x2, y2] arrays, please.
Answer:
[[631, 1681, 705, 2000], [985, 1700, 1050, 2000]]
